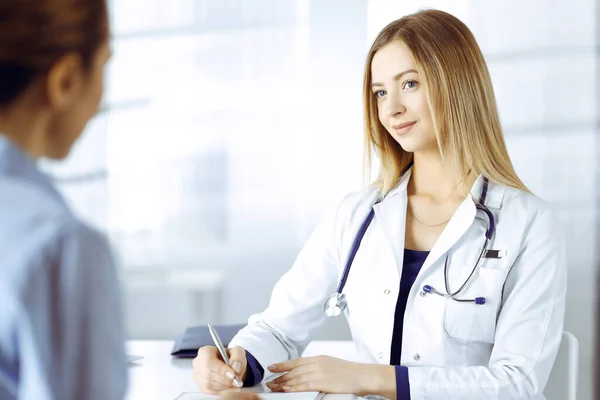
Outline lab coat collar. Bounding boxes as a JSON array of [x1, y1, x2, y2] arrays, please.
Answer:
[[0, 134, 66, 206], [378, 167, 413, 201], [470, 174, 505, 209], [373, 166, 506, 277]]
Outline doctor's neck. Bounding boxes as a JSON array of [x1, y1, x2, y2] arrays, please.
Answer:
[[408, 150, 475, 202]]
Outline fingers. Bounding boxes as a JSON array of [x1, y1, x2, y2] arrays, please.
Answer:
[[227, 346, 248, 381], [271, 364, 311, 385], [205, 349, 243, 387], [268, 357, 314, 373], [193, 370, 234, 394], [279, 382, 316, 393], [266, 381, 285, 393], [268, 372, 317, 393], [193, 346, 244, 393], [198, 363, 239, 386], [267, 364, 315, 393]]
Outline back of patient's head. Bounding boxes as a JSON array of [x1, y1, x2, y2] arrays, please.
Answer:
[[0, 0, 109, 159], [0, 0, 108, 107]]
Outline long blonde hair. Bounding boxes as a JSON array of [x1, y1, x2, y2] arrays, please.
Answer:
[[363, 9, 529, 194]]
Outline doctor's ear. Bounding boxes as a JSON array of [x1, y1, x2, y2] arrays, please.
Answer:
[[45, 53, 87, 110]]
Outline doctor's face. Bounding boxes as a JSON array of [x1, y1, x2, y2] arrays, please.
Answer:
[[370, 40, 437, 154]]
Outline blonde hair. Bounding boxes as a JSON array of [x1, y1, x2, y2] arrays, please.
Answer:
[[363, 9, 529, 195]]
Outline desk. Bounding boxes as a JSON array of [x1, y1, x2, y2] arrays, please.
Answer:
[[125, 340, 360, 400]]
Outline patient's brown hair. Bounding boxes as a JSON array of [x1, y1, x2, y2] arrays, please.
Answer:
[[0, 0, 108, 107]]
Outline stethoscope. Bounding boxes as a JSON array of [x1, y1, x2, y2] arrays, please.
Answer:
[[324, 173, 496, 317]]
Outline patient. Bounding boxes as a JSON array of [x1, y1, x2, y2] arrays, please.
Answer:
[[0, 0, 127, 399]]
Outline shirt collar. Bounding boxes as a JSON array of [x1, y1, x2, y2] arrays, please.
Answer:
[[0, 134, 66, 206]]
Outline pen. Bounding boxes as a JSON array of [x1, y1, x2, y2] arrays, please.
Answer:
[[208, 324, 243, 388]]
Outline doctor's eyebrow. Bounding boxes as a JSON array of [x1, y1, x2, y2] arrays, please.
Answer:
[[371, 69, 418, 88]]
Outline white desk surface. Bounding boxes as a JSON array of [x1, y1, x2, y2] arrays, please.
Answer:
[[125, 340, 359, 400]]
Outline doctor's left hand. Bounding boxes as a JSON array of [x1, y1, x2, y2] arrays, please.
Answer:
[[265, 356, 387, 396]]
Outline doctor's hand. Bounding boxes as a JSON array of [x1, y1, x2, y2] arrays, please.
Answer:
[[193, 345, 247, 394], [265, 356, 394, 397]]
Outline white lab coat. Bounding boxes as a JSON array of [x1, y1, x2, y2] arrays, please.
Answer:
[[229, 170, 567, 400]]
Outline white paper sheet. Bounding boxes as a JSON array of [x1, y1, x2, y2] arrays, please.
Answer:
[[174, 391, 323, 400]]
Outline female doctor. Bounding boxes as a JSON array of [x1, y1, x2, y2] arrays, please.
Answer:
[[193, 9, 567, 400]]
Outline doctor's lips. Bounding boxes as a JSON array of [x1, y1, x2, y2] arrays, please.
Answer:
[[391, 120, 417, 135]]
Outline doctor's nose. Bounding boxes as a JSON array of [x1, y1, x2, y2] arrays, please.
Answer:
[[385, 92, 406, 118]]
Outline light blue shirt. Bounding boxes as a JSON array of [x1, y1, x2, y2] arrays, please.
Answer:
[[0, 136, 127, 399]]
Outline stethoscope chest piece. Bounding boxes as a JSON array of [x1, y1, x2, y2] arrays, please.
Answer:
[[324, 292, 347, 317]]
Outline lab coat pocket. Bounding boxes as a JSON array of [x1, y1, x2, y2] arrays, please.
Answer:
[[443, 266, 503, 343]]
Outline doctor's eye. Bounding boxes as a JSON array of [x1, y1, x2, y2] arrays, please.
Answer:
[[403, 80, 418, 90], [373, 90, 386, 98]]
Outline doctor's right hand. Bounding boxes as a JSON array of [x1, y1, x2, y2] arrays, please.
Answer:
[[193, 345, 247, 394]]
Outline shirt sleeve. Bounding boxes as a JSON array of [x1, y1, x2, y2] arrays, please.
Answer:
[[243, 350, 265, 387], [395, 366, 411, 400], [16, 222, 128, 400]]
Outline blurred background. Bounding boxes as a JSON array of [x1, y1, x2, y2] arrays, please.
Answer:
[[39, 0, 597, 399]]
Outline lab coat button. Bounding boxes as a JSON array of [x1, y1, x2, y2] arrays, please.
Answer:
[[384, 289, 390, 295], [378, 352, 383, 359], [419, 291, 426, 297], [414, 353, 421, 361]]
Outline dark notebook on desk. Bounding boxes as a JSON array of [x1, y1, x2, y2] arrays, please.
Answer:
[[171, 324, 245, 358]]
